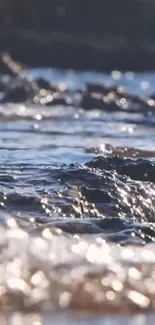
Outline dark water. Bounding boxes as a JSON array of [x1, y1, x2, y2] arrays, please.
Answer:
[[1, 68, 155, 324]]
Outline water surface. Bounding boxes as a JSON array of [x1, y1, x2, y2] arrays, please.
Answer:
[[0, 68, 155, 323]]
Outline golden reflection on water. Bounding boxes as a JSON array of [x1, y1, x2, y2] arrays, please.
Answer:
[[0, 215, 154, 315]]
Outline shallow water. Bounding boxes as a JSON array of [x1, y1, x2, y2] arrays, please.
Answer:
[[0, 312, 155, 325], [0, 68, 155, 323]]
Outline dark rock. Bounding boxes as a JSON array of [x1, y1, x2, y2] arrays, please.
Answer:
[[36, 78, 56, 91], [1, 84, 31, 103]]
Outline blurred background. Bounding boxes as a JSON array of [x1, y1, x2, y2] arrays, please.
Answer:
[[0, 0, 155, 70]]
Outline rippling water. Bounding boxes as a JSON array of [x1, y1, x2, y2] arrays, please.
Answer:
[[1, 67, 155, 324]]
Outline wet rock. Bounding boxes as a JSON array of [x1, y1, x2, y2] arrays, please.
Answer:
[[81, 186, 112, 204], [36, 77, 56, 91], [86, 156, 155, 182], [81, 83, 151, 113], [0, 84, 31, 103]]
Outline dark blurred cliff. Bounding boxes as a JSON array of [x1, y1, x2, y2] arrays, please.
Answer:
[[0, 0, 155, 71]]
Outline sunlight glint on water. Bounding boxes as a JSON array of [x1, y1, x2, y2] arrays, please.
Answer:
[[0, 68, 155, 323]]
